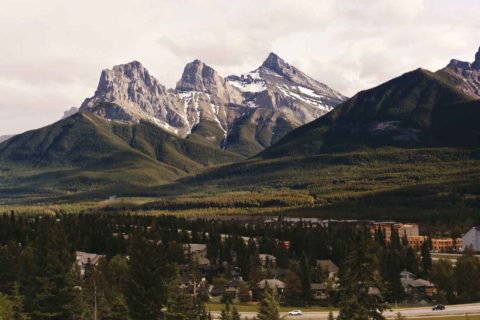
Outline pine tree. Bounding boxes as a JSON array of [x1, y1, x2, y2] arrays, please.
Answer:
[[30, 222, 77, 320], [421, 242, 432, 279], [299, 254, 312, 303], [220, 302, 231, 320], [232, 306, 241, 320], [11, 283, 29, 320], [165, 272, 195, 320], [257, 287, 280, 320], [126, 234, 173, 320], [337, 237, 386, 320], [284, 270, 302, 306], [0, 293, 14, 319]]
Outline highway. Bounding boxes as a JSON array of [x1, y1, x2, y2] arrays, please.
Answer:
[[211, 303, 480, 319]]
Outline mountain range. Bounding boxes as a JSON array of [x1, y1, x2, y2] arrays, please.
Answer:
[[78, 53, 345, 156], [0, 47, 479, 209]]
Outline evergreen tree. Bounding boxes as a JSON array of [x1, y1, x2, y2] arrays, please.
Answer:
[[237, 281, 251, 303], [126, 234, 173, 320], [420, 242, 432, 279], [257, 287, 280, 320], [299, 254, 312, 303], [11, 283, 29, 320], [430, 259, 454, 303], [220, 302, 231, 320], [30, 223, 77, 320], [0, 293, 14, 319], [231, 306, 241, 320], [454, 247, 480, 302], [337, 237, 386, 320], [284, 270, 303, 306], [165, 272, 195, 320]]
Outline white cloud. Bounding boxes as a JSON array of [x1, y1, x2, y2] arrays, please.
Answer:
[[0, 0, 478, 135]]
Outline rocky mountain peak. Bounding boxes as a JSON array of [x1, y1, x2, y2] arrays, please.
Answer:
[[439, 46, 480, 99], [96, 61, 165, 95], [473, 47, 480, 70], [447, 59, 472, 69], [176, 59, 221, 93], [261, 52, 286, 72]]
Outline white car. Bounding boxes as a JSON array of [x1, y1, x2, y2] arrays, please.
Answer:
[[288, 310, 303, 316]]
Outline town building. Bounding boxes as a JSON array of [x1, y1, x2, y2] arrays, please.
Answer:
[[431, 238, 462, 252], [310, 283, 329, 300], [259, 254, 277, 267], [317, 259, 339, 279], [370, 222, 419, 242], [462, 227, 480, 252], [400, 270, 436, 301], [75, 251, 105, 275]]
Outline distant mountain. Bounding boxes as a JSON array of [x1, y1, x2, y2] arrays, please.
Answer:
[[0, 111, 242, 195], [261, 68, 480, 158], [78, 54, 346, 156], [62, 107, 79, 119], [436, 47, 480, 98]]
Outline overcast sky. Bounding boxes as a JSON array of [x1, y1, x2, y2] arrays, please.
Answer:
[[0, 0, 479, 136]]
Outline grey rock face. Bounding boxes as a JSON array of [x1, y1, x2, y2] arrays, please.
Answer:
[[473, 47, 480, 70], [75, 54, 346, 155], [439, 47, 480, 99], [62, 107, 79, 119]]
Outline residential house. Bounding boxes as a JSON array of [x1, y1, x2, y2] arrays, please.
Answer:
[[259, 254, 277, 267], [317, 259, 339, 279], [310, 282, 329, 300], [462, 227, 480, 252], [400, 270, 436, 301], [257, 279, 286, 299], [184, 243, 210, 268], [75, 251, 105, 275]]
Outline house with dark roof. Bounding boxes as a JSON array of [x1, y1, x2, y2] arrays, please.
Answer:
[[310, 282, 329, 300], [400, 270, 436, 301]]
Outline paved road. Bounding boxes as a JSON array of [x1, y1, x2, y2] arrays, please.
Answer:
[[211, 303, 480, 319]]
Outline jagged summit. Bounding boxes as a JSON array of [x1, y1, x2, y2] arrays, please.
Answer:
[[438, 46, 480, 98], [473, 46, 480, 70], [74, 54, 345, 156], [261, 52, 287, 72], [445, 46, 480, 71], [176, 59, 226, 94]]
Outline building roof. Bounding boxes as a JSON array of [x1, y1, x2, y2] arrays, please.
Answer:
[[310, 283, 328, 290], [317, 260, 339, 273], [257, 279, 286, 289], [75, 251, 104, 266], [402, 278, 435, 288], [400, 270, 416, 278], [259, 254, 277, 261], [184, 243, 207, 253]]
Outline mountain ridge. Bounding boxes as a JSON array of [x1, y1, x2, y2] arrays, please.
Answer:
[[76, 53, 346, 156]]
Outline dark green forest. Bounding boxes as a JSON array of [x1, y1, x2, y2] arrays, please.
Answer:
[[1, 213, 479, 319]]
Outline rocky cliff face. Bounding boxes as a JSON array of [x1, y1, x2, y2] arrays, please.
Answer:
[[437, 47, 480, 98], [77, 54, 346, 156]]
